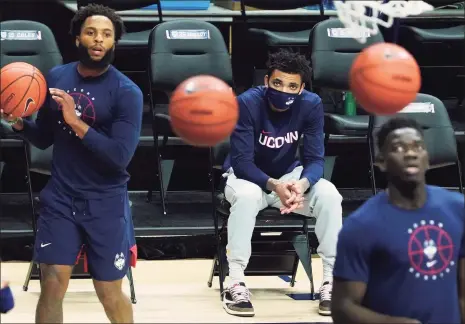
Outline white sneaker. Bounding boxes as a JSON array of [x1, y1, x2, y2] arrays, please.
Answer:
[[222, 282, 254, 317]]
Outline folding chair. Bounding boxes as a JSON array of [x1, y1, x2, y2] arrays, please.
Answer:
[[0, 20, 136, 302], [146, 20, 234, 214], [396, 7, 464, 104], [309, 17, 386, 138], [368, 93, 464, 194], [207, 139, 315, 300], [237, 0, 325, 87]]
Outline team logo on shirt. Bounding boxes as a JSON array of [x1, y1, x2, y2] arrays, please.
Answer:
[[407, 220, 455, 281], [57, 88, 97, 136], [258, 130, 299, 149]]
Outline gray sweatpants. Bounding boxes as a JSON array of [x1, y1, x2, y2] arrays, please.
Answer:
[[224, 166, 343, 284]]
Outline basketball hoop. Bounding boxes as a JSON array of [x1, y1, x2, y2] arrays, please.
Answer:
[[333, 0, 434, 43]]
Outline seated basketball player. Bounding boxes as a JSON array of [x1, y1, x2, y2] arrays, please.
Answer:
[[332, 117, 465, 324], [221, 49, 343, 317], [0, 4, 142, 323]]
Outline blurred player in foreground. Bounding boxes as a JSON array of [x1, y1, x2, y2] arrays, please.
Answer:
[[332, 117, 465, 324]]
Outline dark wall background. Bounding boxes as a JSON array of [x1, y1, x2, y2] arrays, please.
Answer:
[[1, 1, 463, 194]]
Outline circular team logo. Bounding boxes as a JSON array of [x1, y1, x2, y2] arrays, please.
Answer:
[[407, 220, 454, 281], [67, 88, 96, 126], [56, 88, 97, 136]]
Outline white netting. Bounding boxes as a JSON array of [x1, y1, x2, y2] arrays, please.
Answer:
[[333, 0, 435, 43]]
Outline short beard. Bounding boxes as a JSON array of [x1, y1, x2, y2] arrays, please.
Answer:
[[77, 43, 114, 70]]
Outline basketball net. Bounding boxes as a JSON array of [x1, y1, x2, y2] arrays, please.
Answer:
[[333, 0, 434, 43]]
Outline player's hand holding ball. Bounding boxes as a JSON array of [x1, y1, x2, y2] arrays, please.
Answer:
[[0, 109, 24, 130], [49, 88, 79, 126]]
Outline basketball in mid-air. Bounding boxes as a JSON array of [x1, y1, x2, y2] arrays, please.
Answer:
[[349, 42, 421, 115], [0, 62, 47, 118], [169, 75, 239, 147]]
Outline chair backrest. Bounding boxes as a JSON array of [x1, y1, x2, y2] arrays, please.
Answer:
[[0, 20, 62, 75], [77, 0, 159, 10], [242, 0, 321, 10], [212, 139, 231, 168], [0, 20, 63, 175], [148, 19, 233, 94], [309, 18, 384, 90], [370, 93, 458, 168]]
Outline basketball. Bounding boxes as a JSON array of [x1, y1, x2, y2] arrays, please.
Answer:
[[0, 62, 47, 118], [349, 42, 421, 115], [169, 75, 239, 147]]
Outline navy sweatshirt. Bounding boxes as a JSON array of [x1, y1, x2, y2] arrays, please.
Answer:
[[18, 62, 143, 199], [224, 86, 325, 190]]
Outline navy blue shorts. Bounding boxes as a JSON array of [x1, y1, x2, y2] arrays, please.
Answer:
[[34, 182, 137, 281]]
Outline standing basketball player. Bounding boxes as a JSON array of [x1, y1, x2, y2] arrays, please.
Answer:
[[221, 49, 343, 317], [332, 117, 465, 324], [1, 4, 142, 323]]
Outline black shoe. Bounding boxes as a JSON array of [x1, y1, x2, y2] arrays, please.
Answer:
[[222, 282, 254, 317], [318, 281, 332, 316]]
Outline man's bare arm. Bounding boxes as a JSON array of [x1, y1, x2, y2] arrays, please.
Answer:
[[332, 278, 421, 324]]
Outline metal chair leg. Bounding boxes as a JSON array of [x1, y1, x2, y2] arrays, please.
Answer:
[[22, 261, 35, 291], [126, 267, 137, 304], [23, 144, 40, 291], [207, 255, 217, 288], [154, 133, 167, 215], [456, 160, 463, 193], [289, 255, 300, 287], [303, 219, 315, 300]]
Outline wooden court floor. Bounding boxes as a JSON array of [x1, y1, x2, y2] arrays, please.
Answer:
[[1, 258, 331, 323]]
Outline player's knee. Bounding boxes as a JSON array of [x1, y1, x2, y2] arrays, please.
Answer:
[[39, 264, 72, 300], [93, 280, 123, 311], [228, 183, 263, 206], [313, 180, 343, 208]]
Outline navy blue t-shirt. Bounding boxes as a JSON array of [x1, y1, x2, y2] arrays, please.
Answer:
[[20, 62, 143, 199], [334, 185, 465, 324], [223, 86, 325, 190]]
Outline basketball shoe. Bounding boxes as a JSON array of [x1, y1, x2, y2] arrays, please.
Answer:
[[318, 281, 332, 315], [222, 282, 254, 317]]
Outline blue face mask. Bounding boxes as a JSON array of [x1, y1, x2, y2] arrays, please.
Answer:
[[265, 86, 300, 111]]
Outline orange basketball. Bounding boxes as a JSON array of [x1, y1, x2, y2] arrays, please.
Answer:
[[0, 62, 47, 118], [349, 43, 421, 115], [169, 75, 239, 147]]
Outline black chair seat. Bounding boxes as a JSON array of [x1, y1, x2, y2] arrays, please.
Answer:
[[249, 28, 312, 46], [215, 192, 309, 221], [403, 25, 464, 42], [154, 114, 176, 136], [324, 114, 369, 136], [117, 29, 152, 47]]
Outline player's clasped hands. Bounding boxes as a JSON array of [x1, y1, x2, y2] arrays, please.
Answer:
[[275, 180, 305, 215]]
